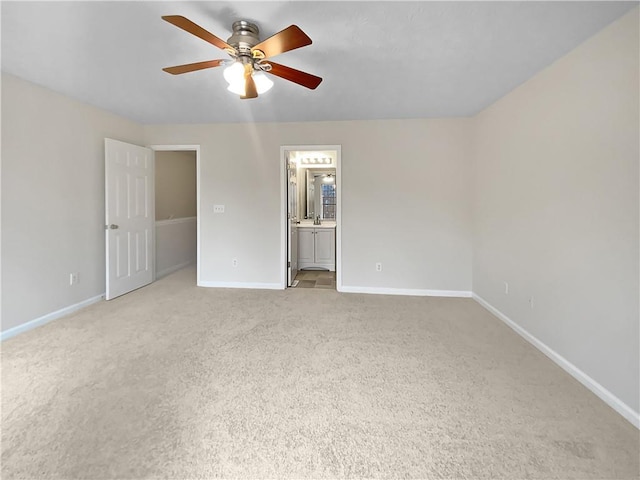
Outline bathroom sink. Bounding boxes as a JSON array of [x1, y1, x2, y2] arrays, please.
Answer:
[[297, 221, 336, 228]]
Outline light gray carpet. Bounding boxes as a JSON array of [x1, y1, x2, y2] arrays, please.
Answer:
[[1, 266, 638, 479]]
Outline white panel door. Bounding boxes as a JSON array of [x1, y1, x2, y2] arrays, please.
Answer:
[[290, 226, 298, 281], [287, 160, 298, 286], [105, 138, 154, 300]]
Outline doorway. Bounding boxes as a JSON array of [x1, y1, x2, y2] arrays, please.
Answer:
[[104, 140, 201, 300], [150, 145, 201, 286], [280, 145, 342, 291]]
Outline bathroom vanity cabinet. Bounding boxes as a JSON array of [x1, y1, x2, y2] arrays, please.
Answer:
[[297, 225, 335, 271]]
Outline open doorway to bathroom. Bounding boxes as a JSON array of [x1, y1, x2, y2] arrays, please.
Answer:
[[280, 145, 341, 291]]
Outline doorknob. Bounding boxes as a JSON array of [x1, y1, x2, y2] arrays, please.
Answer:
[[106, 224, 119, 229]]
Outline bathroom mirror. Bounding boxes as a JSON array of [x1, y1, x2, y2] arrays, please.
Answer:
[[298, 168, 336, 221]]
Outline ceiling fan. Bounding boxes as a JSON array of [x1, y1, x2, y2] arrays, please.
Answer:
[[162, 15, 323, 99]]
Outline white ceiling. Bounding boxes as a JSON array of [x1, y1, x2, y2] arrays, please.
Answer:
[[1, 1, 635, 124]]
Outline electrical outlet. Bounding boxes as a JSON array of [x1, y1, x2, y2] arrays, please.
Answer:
[[375, 262, 382, 272], [504, 282, 509, 295], [69, 272, 79, 285], [232, 258, 238, 267], [213, 204, 225, 214], [529, 296, 534, 309]]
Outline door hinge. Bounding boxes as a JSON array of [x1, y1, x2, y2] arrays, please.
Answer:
[[287, 261, 291, 267]]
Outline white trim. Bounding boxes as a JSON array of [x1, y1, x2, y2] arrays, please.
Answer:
[[155, 216, 197, 227], [280, 145, 342, 291], [335, 148, 342, 292], [280, 148, 287, 288], [473, 294, 640, 429], [1, 295, 104, 342], [148, 145, 201, 286], [156, 260, 195, 280], [198, 281, 282, 290], [340, 286, 473, 298]]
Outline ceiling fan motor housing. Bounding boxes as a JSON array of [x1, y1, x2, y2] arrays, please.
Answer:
[[227, 21, 260, 55]]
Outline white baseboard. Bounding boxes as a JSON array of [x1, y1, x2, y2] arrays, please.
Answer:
[[198, 281, 282, 290], [156, 260, 195, 280], [339, 285, 472, 298], [473, 294, 640, 429], [1, 294, 104, 342]]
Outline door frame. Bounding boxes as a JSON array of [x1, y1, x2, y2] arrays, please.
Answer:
[[280, 145, 342, 291], [148, 144, 201, 286], [285, 150, 298, 286]]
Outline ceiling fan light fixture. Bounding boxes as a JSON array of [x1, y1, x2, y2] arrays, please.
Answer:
[[253, 71, 274, 94], [223, 61, 244, 85], [224, 62, 273, 96], [226, 83, 245, 96]]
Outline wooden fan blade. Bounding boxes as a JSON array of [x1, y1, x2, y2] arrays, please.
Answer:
[[266, 61, 322, 90], [252, 25, 312, 59], [162, 15, 232, 51], [241, 63, 258, 99], [163, 59, 225, 75]]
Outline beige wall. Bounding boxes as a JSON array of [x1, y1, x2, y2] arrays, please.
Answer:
[[472, 9, 639, 414], [155, 151, 196, 220], [1, 73, 144, 331], [143, 119, 474, 292], [156, 218, 197, 278]]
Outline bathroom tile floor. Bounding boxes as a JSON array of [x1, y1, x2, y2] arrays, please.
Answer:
[[292, 270, 336, 289]]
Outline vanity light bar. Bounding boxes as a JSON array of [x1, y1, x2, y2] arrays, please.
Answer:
[[299, 157, 332, 165]]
